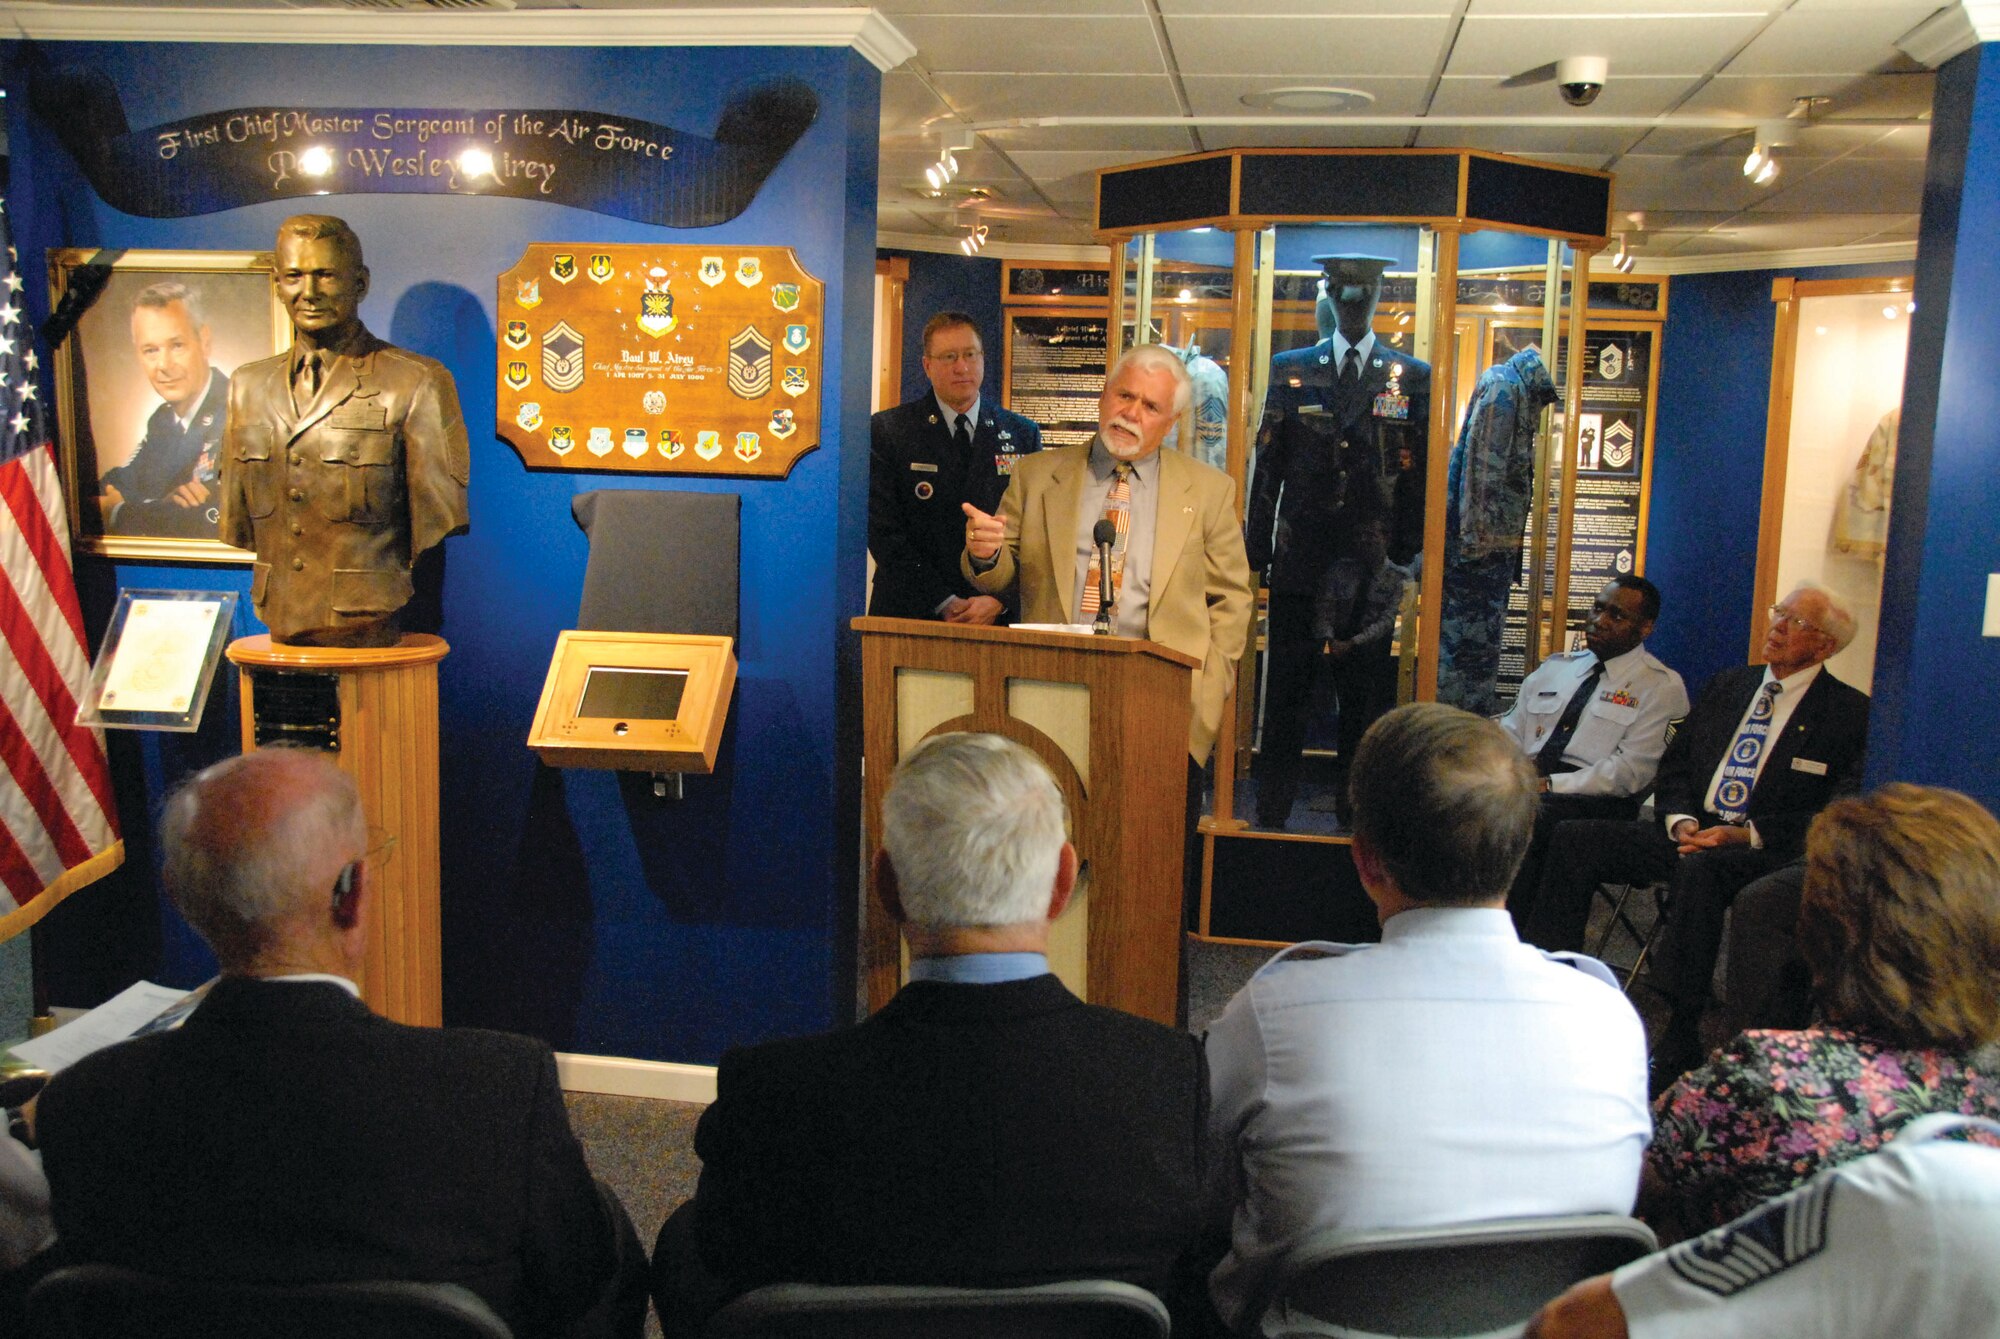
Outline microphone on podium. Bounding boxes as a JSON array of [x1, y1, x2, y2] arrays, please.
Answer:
[[1092, 519, 1117, 635]]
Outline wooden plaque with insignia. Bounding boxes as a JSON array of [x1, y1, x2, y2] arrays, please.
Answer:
[[494, 243, 823, 478]]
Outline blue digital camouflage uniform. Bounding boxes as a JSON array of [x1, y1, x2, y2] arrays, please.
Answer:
[[1438, 346, 1557, 716]]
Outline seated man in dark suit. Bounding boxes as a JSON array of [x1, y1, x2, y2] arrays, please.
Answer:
[[36, 748, 645, 1339], [1525, 583, 1870, 1088], [654, 732, 1209, 1335]]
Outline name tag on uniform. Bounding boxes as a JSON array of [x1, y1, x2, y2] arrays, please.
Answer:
[[329, 403, 387, 431], [1792, 757, 1828, 776], [909, 462, 938, 473], [1373, 392, 1410, 420]]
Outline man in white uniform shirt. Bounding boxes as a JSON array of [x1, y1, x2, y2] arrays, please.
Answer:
[[1527, 1117, 2000, 1339], [1501, 576, 1688, 935], [1202, 703, 1651, 1335]]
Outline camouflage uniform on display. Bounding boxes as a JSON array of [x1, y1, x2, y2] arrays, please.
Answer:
[[1438, 346, 1557, 716]]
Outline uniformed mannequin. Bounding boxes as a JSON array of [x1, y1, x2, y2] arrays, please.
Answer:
[[219, 215, 469, 648], [1248, 254, 1431, 829]]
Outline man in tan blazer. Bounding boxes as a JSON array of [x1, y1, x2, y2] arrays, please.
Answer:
[[961, 345, 1253, 768]]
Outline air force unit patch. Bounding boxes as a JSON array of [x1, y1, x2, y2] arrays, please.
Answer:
[[1666, 1172, 1838, 1297]]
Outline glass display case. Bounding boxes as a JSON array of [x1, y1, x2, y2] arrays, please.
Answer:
[[1093, 148, 1634, 941]]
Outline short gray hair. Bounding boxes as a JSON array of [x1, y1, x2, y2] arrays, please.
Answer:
[[1350, 702, 1537, 905], [881, 733, 1066, 928], [132, 280, 206, 332], [160, 748, 365, 968], [1108, 343, 1193, 416], [1785, 581, 1858, 653]]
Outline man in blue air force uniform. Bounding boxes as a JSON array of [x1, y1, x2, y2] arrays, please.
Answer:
[[97, 282, 228, 540], [1248, 254, 1432, 828], [867, 311, 1041, 622]]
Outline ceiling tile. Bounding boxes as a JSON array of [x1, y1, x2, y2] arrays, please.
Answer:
[[893, 14, 1168, 74], [982, 123, 1201, 153], [1412, 125, 1641, 156], [1426, 75, 1694, 118], [1747, 157, 1925, 212], [1165, 15, 1454, 78], [1447, 14, 1772, 78], [929, 72, 1184, 121], [1604, 153, 1769, 213], [881, 71, 950, 138], [875, 0, 1145, 14], [1197, 125, 1426, 149], [1675, 71, 1935, 119], [1158, 0, 1459, 11], [1725, 4, 1939, 76], [1182, 75, 1435, 118], [1466, 0, 1781, 12]]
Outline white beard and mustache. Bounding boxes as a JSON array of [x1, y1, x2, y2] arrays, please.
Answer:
[[1102, 415, 1149, 459]]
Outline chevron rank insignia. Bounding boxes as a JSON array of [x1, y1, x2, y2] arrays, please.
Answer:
[[728, 325, 773, 399], [541, 322, 584, 393], [1666, 1173, 1838, 1298]]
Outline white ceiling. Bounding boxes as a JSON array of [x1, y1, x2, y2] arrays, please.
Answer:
[[869, 0, 1947, 265], [2, 0, 1960, 266]]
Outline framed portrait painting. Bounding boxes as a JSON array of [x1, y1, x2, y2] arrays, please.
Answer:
[[48, 248, 287, 562]]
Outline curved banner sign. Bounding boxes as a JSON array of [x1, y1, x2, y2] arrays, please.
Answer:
[[29, 67, 817, 228]]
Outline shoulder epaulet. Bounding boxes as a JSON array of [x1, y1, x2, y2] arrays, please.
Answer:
[[1536, 949, 1621, 990], [1252, 939, 1371, 981]]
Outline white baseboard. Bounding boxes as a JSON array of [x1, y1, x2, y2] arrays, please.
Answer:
[[556, 1052, 717, 1105]]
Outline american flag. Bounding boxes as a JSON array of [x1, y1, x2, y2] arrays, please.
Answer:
[[0, 196, 122, 938]]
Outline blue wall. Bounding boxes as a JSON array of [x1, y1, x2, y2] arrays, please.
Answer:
[[880, 248, 1002, 406], [1866, 45, 2000, 811], [1643, 258, 1911, 700], [7, 39, 880, 1062]]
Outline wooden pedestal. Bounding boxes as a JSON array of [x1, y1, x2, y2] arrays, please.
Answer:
[[226, 633, 447, 1026]]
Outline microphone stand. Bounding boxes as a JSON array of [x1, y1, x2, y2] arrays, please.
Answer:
[[1092, 519, 1117, 635]]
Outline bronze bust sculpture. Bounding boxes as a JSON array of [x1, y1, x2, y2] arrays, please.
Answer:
[[220, 215, 469, 648]]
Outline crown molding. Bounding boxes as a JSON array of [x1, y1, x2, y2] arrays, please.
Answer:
[[1644, 240, 1918, 275], [0, 5, 917, 71], [878, 229, 1110, 263]]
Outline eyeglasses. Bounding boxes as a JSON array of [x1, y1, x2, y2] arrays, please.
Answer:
[[1767, 605, 1826, 636], [924, 349, 982, 365]]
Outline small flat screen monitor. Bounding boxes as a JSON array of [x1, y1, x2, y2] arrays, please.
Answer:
[[577, 667, 689, 722]]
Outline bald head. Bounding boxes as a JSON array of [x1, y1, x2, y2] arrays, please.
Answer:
[[160, 748, 365, 972]]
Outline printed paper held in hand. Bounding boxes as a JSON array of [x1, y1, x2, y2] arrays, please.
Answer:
[[8, 980, 204, 1074]]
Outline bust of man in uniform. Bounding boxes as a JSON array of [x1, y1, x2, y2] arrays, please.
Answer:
[[219, 215, 469, 648]]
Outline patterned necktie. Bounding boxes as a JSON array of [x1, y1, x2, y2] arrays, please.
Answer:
[[1535, 661, 1604, 776], [1079, 463, 1133, 621], [1714, 681, 1782, 823], [953, 413, 971, 454]]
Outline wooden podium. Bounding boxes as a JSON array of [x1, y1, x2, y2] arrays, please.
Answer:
[[226, 634, 447, 1026], [856, 618, 1196, 1025]]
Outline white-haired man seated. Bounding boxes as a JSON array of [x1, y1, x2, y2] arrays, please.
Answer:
[[36, 748, 646, 1338], [1526, 582, 1870, 1090], [654, 732, 1209, 1335]]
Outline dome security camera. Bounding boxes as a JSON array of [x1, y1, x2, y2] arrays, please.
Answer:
[[1556, 56, 1609, 108]]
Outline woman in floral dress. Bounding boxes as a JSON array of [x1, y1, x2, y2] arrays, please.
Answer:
[[1642, 783, 2000, 1239]]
